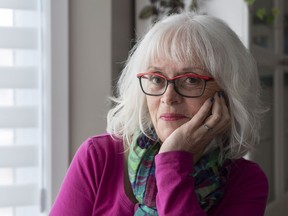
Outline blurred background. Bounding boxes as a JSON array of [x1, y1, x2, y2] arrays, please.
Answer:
[[0, 0, 287, 215]]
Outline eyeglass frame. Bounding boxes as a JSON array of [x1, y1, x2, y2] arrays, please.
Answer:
[[137, 71, 215, 98]]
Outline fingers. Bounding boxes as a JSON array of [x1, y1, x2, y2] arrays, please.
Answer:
[[183, 91, 230, 135], [189, 96, 214, 128], [192, 91, 230, 162], [203, 91, 230, 135]]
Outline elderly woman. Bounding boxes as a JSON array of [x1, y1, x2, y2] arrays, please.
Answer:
[[50, 13, 268, 215]]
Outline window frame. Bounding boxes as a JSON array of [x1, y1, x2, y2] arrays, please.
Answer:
[[44, 0, 69, 211]]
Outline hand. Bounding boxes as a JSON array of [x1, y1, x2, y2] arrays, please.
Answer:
[[158, 91, 230, 163]]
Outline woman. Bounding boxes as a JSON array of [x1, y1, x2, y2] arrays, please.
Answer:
[[50, 13, 268, 215]]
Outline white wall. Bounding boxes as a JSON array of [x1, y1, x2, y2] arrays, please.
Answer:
[[205, 0, 249, 47]]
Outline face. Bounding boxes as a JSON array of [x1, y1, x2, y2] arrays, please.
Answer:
[[146, 60, 221, 142]]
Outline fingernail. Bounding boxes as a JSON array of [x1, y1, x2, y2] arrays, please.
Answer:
[[210, 97, 214, 103], [218, 91, 224, 98]]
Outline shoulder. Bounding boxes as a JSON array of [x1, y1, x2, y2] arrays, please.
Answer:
[[79, 133, 123, 153], [210, 158, 269, 215], [228, 158, 269, 199], [231, 158, 268, 181], [74, 133, 124, 164]]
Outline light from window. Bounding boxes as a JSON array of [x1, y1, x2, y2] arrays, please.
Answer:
[[0, 9, 13, 26]]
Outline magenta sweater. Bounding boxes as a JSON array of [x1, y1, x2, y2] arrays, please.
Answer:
[[50, 134, 268, 216]]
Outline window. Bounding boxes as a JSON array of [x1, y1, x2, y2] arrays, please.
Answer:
[[0, 0, 69, 215]]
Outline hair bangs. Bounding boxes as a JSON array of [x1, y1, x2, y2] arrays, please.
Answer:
[[144, 24, 205, 69]]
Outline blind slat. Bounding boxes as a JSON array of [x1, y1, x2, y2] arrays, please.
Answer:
[[0, 67, 38, 88], [0, 0, 37, 11], [0, 145, 38, 167], [0, 106, 38, 128], [0, 184, 39, 206], [0, 27, 37, 49]]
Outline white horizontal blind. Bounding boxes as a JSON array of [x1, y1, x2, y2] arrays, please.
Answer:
[[0, 0, 43, 215]]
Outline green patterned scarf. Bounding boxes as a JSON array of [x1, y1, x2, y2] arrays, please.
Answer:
[[128, 131, 231, 215]]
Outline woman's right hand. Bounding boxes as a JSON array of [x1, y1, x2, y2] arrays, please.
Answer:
[[159, 91, 230, 163]]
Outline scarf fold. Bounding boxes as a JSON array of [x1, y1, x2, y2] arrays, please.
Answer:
[[128, 131, 231, 215]]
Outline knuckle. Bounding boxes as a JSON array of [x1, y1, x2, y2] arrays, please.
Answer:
[[212, 114, 221, 122]]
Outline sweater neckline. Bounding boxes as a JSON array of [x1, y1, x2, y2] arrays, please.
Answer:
[[117, 139, 136, 211]]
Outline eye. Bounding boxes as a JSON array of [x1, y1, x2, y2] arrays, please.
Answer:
[[149, 75, 165, 85], [184, 77, 201, 85]]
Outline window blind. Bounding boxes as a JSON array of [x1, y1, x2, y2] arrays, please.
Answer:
[[0, 0, 43, 215]]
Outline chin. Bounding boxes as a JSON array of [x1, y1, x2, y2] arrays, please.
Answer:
[[157, 127, 178, 142], [154, 120, 187, 142]]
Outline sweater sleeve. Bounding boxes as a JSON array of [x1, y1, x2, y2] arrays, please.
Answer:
[[155, 151, 206, 216], [49, 138, 99, 216]]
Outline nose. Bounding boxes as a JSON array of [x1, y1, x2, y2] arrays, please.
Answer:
[[161, 82, 182, 104]]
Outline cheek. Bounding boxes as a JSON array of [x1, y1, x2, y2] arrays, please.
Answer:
[[186, 98, 205, 116], [194, 86, 219, 108], [204, 83, 221, 97], [146, 96, 159, 124]]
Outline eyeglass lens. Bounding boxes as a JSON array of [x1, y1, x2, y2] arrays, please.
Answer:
[[140, 74, 205, 97]]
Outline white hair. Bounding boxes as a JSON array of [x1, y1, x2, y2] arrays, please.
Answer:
[[107, 12, 265, 159]]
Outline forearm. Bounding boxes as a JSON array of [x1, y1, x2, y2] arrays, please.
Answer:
[[155, 151, 206, 216]]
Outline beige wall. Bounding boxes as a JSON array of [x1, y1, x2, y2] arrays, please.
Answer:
[[69, 0, 133, 159], [69, 1, 112, 157]]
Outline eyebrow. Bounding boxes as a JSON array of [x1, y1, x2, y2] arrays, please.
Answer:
[[147, 66, 162, 71]]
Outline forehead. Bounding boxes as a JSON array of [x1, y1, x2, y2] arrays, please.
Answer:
[[147, 51, 201, 67]]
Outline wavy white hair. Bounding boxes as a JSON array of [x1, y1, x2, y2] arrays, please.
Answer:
[[107, 12, 265, 159]]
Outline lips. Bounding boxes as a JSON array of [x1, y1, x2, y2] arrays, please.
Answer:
[[160, 113, 188, 121]]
